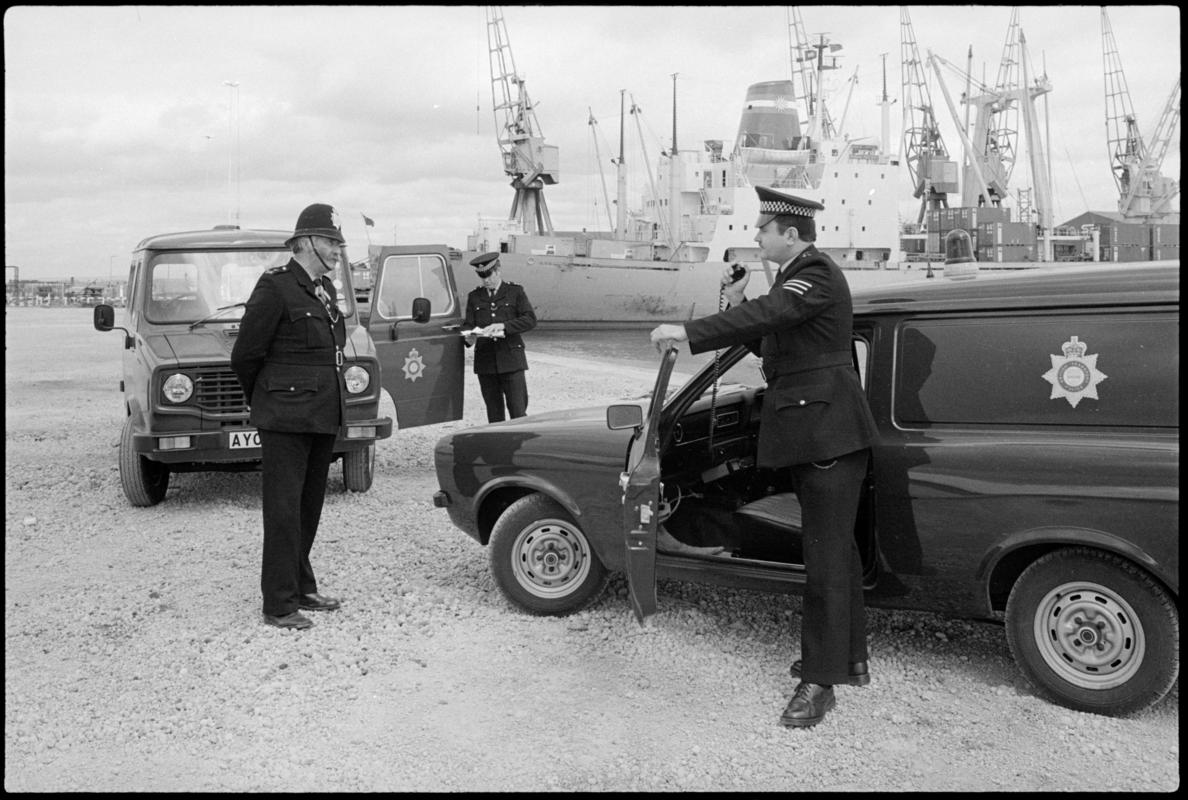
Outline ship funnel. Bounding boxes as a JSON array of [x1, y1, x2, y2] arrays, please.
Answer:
[[735, 81, 802, 152]]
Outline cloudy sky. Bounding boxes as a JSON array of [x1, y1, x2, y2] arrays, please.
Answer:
[[5, 4, 1180, 281]]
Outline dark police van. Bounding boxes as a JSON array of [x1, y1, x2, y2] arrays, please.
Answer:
[[432, 261, 1178, 716], [95, 226, 466, 506]]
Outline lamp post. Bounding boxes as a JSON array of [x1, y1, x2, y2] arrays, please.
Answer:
[[223, 80, 240, 225]]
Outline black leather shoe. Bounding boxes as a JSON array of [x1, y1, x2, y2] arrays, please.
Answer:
[[780, 682, 836, 728], [789, 658, 870, 686], [298, 592, 341, 611], [263, 611, 313, 630]]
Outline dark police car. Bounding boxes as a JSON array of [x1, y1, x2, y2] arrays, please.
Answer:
[[432, 262, 1178, 716]]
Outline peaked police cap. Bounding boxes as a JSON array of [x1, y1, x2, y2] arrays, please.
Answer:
[[755, 187, 825, 228], [470, 252, 501, 275]]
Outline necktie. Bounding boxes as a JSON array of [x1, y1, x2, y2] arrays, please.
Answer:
[[315, 282, 339, 323]]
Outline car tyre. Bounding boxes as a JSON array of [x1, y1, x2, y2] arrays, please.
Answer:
[[489, 493, 610, 616], [342, 444, 375, 492], [1005, 547, 1178, 716], [118, 417, 169, 506]]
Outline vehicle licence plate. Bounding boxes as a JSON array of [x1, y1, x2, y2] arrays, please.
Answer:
[[229, 429, 261, 449]]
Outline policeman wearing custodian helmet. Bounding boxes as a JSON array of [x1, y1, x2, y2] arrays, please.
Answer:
[[650, 186, 878, 729], [231, 203, 349, 631]]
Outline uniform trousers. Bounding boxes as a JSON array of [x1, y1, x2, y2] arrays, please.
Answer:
[[477, 370, 528, 422], [788, 448, 870, 686], [259, 429, 336, 616]]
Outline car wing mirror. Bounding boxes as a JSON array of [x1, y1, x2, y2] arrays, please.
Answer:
[[93, 304, 114, 331], [411, 297, 431, 323], [93, 303, 134, 349], [606, 404, 644, 431]]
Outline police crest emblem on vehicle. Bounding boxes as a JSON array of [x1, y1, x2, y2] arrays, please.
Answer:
[[402, 348, 426, 382], [1042, 336, 1107, 408]]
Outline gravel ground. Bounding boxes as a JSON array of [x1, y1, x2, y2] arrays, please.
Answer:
[[4, 306, 1179, 792]]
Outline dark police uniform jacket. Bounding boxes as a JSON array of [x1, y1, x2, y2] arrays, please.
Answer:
[[230, 260, 346, 435], [684, 245, 877, 468], [463, 280, 537, 375]]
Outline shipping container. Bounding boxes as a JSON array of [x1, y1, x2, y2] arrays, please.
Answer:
[[1100, 223, 1149, 247], [1151, 224, 1180, 247]]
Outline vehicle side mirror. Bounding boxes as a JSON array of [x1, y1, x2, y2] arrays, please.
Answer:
[[606, 404, 644, 430], [93, 304, 114, 331], [411, 297, 431, 323], [93, 303, 134, 348]]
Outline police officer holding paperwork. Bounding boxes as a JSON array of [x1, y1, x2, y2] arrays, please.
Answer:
[[231, 203, 348, 630], [650, 186, 878, 728], [463, 252, 537, 422]]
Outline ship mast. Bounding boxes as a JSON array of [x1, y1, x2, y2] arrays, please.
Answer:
[[587, 108, 615, 231], [616, 90, 627, 238], [668, 73, 681, 253]]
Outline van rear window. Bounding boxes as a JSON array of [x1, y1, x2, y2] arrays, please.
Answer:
[[895, 312, 1177, 428]]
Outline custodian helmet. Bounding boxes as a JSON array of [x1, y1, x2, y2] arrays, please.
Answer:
[[285, 203, 345, 247]]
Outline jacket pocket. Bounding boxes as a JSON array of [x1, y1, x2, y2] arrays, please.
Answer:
[[262, 375, 319, 396], [774, 385, 832, 412], [287, 307, 333, 348]]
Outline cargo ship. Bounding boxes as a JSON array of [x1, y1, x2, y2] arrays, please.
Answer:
[[462, 76, 911, 326], [458, 10, 914, 327]]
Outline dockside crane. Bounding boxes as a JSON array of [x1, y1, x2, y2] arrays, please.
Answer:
[[928, 8, 1051, 215], [1101, 8, 1180, 221], [485, 6, 559, 235], [899, 6, 958, 224]]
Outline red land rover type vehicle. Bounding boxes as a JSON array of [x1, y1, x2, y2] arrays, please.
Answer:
[[95, 226, 466, 506]]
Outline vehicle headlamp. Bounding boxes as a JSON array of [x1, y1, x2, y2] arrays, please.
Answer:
[[343, 365, 370, 394], [162, 373, 194, 403]]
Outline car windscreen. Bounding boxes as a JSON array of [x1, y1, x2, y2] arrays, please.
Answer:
[[143, 250, 355, 324]]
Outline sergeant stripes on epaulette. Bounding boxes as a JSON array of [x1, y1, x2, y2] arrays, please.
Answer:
[[782, 278, 813, 295]]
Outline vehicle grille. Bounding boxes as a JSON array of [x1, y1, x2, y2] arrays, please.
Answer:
[[192, 367, 247, 413]]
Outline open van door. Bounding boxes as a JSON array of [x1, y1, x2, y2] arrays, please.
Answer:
[[369, 245, 465, 428]]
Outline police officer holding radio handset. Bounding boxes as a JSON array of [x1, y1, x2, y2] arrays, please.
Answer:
[[650, 186, 878, 728], [231, 203, 349, 631]]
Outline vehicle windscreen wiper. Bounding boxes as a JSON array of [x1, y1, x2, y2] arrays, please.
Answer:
[[189, 302, 246, 330]]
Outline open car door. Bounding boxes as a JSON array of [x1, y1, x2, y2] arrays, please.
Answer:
[[618, 345, 679, 624], [369, 246, 465, 428]]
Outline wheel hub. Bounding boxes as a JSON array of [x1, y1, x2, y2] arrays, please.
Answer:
[[512, 522, 590, 598], [1035, 582, 1144, 690]]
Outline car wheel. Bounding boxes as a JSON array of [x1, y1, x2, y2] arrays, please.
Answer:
[[118, 417, 169, 506], [1005, 547, 1178, 716], [342, 445, 374, 492], [489, 494, 610, 616]]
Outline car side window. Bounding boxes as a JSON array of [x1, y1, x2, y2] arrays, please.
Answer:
[[895, 312, 1177, 428], [375, 254, 454, 319]]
